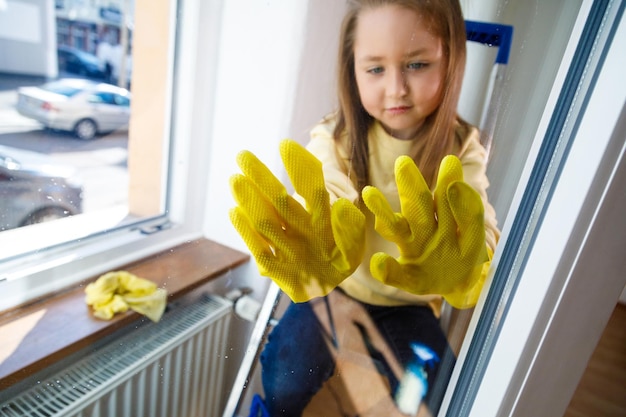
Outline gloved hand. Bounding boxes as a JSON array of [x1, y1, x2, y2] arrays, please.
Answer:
[[362, 155, 489, 309], [229, 139, 366, 303], [85, 271, 167, 322]]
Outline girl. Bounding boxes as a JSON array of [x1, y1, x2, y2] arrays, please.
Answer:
[[230, 0, 500, 415]]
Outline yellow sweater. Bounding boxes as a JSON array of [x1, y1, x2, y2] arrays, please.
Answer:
[[304, 117, 500, 311]]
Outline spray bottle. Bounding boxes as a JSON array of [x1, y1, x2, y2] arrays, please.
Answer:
[[394, 342, 440, 416]]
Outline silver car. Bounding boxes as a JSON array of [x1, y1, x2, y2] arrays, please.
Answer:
[[15, 78, 131, 140], [0, 149, 83, 231]]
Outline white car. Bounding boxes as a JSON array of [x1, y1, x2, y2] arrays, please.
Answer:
[[15, 78, 131, 140]]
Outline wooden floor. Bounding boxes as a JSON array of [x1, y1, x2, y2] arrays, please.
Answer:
[[563, 303, 626, 417]]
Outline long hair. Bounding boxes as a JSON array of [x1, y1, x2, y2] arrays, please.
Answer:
[[334, 0, 467, 190]]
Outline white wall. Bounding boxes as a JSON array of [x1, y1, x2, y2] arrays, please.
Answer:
[[199, 1, 346, 408], [202, 0, 306, 251], [202, 0, 345, 252]]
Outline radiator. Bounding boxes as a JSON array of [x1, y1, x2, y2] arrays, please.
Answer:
[[0, 294, 233, 417]]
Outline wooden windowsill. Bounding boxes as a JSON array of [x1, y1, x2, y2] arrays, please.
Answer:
[[0, 238, 249, 390]]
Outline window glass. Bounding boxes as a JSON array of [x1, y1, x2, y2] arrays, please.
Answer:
[[220, 1, 617, 416], [1, 1, 618, 416], [0, 0, 177, 309], [445, 2, 625, 415], [0, 2, 132, 236]]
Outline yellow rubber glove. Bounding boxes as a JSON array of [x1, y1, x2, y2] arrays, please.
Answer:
[[85, 271, 167, 322], [229, 139, 366, 303], [362, 155, 489, 309]]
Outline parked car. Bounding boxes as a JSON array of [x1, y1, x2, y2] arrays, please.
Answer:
[[15, 78, 131, 140], [57, 45, 105, 80], [0, 148, 83, 231]]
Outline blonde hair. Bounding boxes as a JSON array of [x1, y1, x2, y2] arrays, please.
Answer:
[[334, 0, 468, 190]]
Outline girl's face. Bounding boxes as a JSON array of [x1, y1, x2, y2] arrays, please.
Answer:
[[353, 5, 445, 140]]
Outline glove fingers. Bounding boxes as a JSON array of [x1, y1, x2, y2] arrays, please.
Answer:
[[448, 182, 489, 262], [330, 198, 366, 273], [230, 206, 304, 284], [230, 142, 363, 304], [434, 155, 464, 240], [230, 221, 297, 270], [236, 150, 311, 229], [394, 156, 437, 236], [229, 207, 277, 269], [230, 174, 284, 233], [442, 261, 487, 309], [236, 150, 286, 202], [231, 174, 335, 272], [231, 173, 310, 238], [369, 252, 403, 284], [231, 205, 312, 299], [280, 139, 331, 225], [362, 185, 410, 240], [436, 155, 465, 186]]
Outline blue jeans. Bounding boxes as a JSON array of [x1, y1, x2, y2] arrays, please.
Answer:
[[260, 291, 455, 416]]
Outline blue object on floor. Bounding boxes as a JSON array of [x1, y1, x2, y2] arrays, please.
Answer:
[[248, 393, 270, 417]]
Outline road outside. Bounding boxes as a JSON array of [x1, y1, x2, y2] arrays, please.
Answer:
[[0, 73, 129, 214]]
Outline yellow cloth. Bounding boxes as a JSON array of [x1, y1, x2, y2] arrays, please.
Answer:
[[229, 139, 366, 302], [85, 271, 167, 322]]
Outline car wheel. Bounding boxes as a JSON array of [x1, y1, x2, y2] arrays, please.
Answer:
[[20, 206, 73, 226], [74, 118, 98, 140]]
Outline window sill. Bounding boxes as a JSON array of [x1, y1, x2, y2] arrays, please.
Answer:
[[0, 238, 249, 390]]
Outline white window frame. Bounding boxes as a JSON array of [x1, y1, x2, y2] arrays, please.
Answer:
[[440, 1, 626, 415]]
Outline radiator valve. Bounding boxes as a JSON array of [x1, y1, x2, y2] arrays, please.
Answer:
[[225, 287, 262, 323]]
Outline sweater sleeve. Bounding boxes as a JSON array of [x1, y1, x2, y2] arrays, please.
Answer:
[[457, 126, 500, 253], [305, 120, 361, 204]]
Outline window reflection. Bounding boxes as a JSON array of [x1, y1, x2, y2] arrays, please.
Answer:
[[0, 149, 83, 231], [0, 0, 134, 233], [221, 0, 600, 415]]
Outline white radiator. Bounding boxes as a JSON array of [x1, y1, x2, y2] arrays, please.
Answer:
[[0, 294, 233, 417]]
